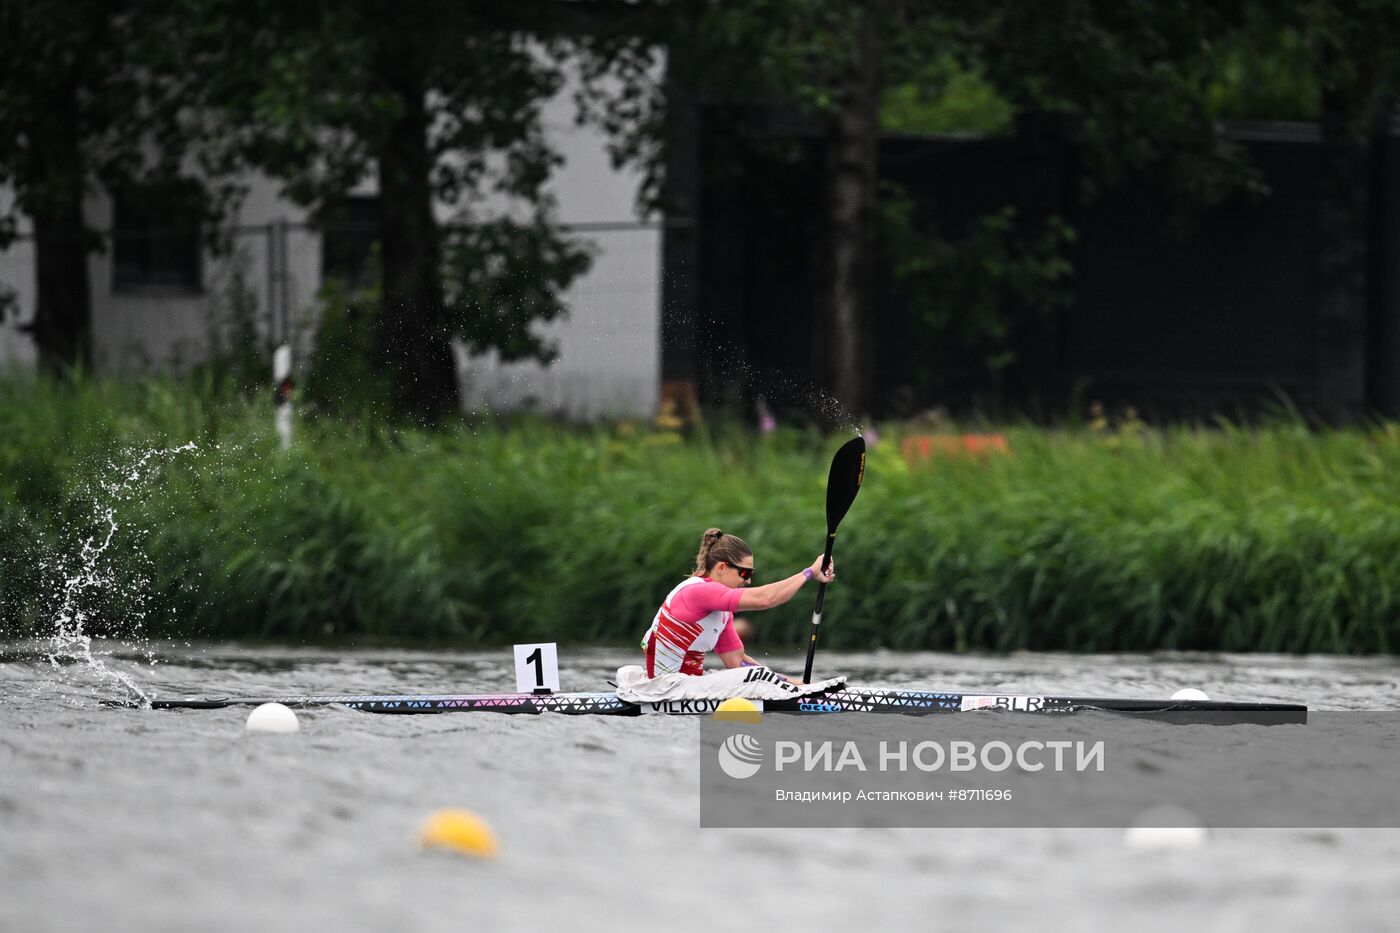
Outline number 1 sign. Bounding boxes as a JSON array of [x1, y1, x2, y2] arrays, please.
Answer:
[[513, 643, 560, 694]]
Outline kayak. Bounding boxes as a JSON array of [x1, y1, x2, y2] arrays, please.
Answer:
[[135, 686, 1308, 722]]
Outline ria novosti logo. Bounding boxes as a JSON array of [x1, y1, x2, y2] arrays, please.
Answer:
[[718, 733, 764, 779]]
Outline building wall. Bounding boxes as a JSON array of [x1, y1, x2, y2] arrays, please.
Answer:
[[0, 188, 36, 373], [82, 175, 321, 373], [458, 227, 663, 417], [455, 84, 661, 418]]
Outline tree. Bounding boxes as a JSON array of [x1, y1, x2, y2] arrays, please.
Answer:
[[194, 1, 614, 422], [665, 1, 1270, 417], [977, 2, 1259, 207], [1030, 0, 1400, 422], [1291, 1, 1400, 422], [968, 1, 1264, 409], [684, 1, 958, 417], [0, 0, 197, 374]]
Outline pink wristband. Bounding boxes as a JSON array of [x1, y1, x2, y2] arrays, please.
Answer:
[[802, 567, 815, 581]]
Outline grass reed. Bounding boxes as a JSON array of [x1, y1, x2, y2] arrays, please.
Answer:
[[2, 376, 1397, 653]]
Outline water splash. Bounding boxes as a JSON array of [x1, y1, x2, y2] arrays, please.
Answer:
[[40, 443, 199, 705], [661, 304, 862, 434]]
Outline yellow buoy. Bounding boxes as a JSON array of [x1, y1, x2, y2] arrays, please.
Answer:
[[712, 697, 762, 724], [419, 809, 499, 859]]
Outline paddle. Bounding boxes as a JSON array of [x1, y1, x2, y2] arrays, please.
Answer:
[[802, 435, 866, 683]]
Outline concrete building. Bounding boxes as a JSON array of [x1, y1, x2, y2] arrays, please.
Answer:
[[0, 81, 662, 420]]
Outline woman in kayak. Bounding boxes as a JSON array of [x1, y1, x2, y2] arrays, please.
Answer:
[[640, 528, 834, 680]]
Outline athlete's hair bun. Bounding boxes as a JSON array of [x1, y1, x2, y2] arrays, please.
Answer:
[[692, 527, 751, 577]]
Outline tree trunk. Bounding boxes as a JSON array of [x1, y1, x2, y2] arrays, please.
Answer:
[[1314, 85, 1374, 424], [374, 40, 457, 422], [659, 24, 700, 387], [26, 86, 92, 376], [31, 199, 93, 376], [1005, 111, 1073, 416], [814, 11, 881, 421]]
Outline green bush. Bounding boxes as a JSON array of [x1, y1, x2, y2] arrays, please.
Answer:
[[302, 279, 395, 417], [3, 375, 1399, 653]]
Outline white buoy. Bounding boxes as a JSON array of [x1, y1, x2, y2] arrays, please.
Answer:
[[1170, 687, 1211, 701], [1124, 805, 1207, 851], [246, 702, 299, 734]]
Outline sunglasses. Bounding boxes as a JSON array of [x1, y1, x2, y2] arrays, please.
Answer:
[[728, 564, 754, 581]]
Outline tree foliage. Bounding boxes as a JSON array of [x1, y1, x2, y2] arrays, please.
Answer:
[[659, 0, 1314, 409], [186, 1, 607, 420], [0, 1, 143, 238], [974, 0, 1264, 210], [0, 0, 220, 371], [884, 195, 1075, 395], [881, 55, 1015, 137], [0, 0, 640, 415]]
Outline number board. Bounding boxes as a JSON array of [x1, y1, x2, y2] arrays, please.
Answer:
[[513, 643, 561, 693]]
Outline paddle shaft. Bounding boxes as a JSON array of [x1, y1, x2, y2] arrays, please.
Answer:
[[802, 533, 837, 683]]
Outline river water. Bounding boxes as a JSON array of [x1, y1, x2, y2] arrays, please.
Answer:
[[2, 643, 1398, 932]]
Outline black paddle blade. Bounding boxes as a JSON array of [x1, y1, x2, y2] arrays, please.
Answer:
[[825, 435, 866, 533], [805, 435, 867, 682]]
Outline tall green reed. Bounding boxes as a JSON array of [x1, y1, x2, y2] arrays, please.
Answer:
[[2, 376, 1398, 653]]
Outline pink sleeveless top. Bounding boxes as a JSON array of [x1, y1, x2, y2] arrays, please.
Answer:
[[640, 577, 744, 676]]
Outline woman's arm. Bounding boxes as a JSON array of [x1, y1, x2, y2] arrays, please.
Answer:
[[735, 555, 835, 611]]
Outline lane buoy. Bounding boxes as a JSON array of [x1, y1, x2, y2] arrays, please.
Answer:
[[245, 702, 299, 734], [420, 809, 499, 859], [712, 697, 762, 724], [1170, 688, 1211, 701]]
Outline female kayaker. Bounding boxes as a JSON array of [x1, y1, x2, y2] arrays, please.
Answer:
[[640, 528, 835, 680]]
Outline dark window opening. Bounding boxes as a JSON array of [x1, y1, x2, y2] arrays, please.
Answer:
[[319, 196, 379, 288], [112, 181, 205, 293]]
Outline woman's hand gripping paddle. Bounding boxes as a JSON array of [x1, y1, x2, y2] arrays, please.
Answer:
[[802, 436, 866, 683]]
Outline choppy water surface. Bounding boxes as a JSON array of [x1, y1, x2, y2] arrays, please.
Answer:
[[2, 643, 1398, 933]]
